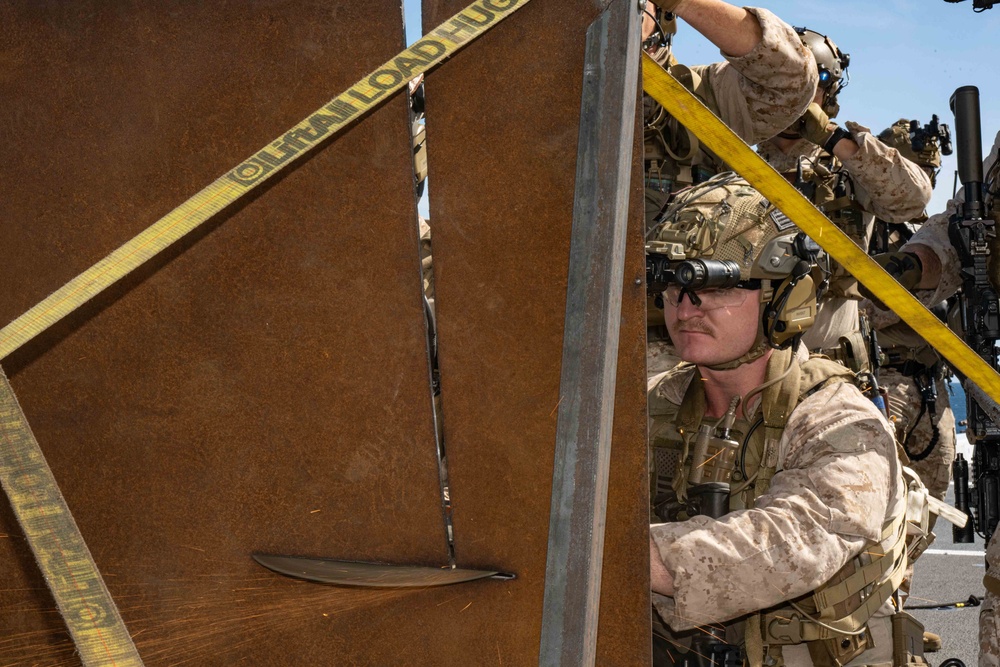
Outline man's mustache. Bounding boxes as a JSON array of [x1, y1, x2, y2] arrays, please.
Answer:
[[676, 323, 712, 334]]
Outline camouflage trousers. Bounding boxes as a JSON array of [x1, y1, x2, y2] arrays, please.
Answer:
[[983, 528, 1000, 667], [881, 367, 956, 501]]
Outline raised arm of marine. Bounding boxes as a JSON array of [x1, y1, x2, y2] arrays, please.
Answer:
[[754, 28, 931, 356], [902, 129, 1000, 304], [683, 7, 821, 145], [642, 0, 817, 214]]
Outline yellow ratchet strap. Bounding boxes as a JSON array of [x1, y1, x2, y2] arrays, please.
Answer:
[[0, 2, 529, 664], [0, 0, 529, 362], [0, 368, 142, 666], [642, 52, 1000, 403]]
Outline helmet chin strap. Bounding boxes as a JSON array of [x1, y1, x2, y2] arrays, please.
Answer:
[[703, 326, 769, 371]]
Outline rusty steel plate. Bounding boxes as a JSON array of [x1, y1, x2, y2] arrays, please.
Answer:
[[0, 2, 467, 664], [422, 0, 651, 664]]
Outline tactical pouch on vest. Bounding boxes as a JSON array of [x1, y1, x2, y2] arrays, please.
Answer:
[[822, 198, 867, 299], [818, 330, 871, 374], [643, 63, 724, 198], [805, 627, 871, 667], [891, 611, 928, 666]]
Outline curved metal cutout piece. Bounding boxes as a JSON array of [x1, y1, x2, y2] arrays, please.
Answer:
[[253, 553, 514, 588]]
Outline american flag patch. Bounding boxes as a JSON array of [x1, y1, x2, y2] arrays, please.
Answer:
[[770, 209, 795, 231]]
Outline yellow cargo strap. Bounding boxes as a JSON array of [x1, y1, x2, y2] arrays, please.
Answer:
[[0, 0, 529, 362], [0, 2, 529, 664], [642, 52, 1000, 405], [0, 368, 142, 666]]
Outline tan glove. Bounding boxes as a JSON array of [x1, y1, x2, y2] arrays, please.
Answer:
[[796, 103, 837, 148]]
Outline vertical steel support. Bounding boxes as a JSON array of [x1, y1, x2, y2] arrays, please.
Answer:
[[538, 0, 641, 664]]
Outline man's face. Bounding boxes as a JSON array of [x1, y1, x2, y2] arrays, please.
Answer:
[[664, 287, 764, 367]]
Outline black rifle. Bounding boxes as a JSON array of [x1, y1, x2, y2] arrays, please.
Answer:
[[944, 0, 996, 11], [911, 114, 954, 158], [947, 86, 1000, 542]]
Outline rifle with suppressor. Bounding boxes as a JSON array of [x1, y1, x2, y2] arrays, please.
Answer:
[[947, 86, 1000, 543]]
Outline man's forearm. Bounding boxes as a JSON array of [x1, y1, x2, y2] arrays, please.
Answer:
[[908, 243, 943, 290], [830, 135, 859, 161], [669, 0, 763, 58]]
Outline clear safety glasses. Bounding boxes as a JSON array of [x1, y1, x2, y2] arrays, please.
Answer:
[[662, 283, 761, 311]]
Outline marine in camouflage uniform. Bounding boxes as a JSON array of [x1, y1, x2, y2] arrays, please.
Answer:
[[756, 33, 932, 363], [648, 175, 907, 666], [643, 0, 819, 376], [862, 119, 955, 506], [888, 129, 1000, 667]]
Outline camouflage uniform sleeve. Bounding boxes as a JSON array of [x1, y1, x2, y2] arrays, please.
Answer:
[[860, 288, 943, 332], [695, 7, 818, 145], [840, 122, 933, 223], [903, 129, 1000, 304], [901, 209, 962, 305], [650, 383, 899, 631]]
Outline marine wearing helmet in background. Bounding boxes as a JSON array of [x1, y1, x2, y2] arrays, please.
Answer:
[[881, 82, 1000, 667], [864, 117, 956, 655], [639, 0, 819, 377], [646, 174, 907, 666], [757, 27, 932, 370], [796, 27, 849, 119]]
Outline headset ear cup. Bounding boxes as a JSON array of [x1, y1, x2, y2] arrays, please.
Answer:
[[767, 275, 818, 349], [762, 300, 777, 341]]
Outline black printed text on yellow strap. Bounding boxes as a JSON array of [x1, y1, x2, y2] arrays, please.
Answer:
[[0, 2, 529, 664], [0, 0, 528, 361], [0, 369, 143, 666]]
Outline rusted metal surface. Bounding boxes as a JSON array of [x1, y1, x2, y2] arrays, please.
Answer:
[[423, 0, 652, 663], [0, 2, 460, 664]]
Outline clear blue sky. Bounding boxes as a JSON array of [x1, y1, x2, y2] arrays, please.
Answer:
[[402, 0, 1000, 216]]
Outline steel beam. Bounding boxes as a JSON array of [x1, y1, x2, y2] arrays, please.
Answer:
[[538, 0, 642, 663]]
